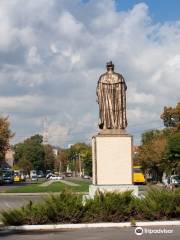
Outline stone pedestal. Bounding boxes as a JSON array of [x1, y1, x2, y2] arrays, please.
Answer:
[[89, 184, 139, 197], [89, 133, 138, 196]]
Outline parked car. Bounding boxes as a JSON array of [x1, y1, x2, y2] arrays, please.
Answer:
[[30, 170, 37, 176], [2, 170, 14, 184], [65, 172, 72, 177], [170, 175, 180, 187], [82, 175, 91, 179], [13, 171, 22, 182], [31, 174, 38, 182], [163, 175, 180, 188], [37, 171, 44, 178], [46, 173, 53, 179], [49, 174, 64, 180]]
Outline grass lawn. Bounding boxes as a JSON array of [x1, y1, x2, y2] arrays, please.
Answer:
[[5, 179, 91, 193]]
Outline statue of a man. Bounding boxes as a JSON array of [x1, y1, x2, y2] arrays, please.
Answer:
[[97, 61, 127, 131]]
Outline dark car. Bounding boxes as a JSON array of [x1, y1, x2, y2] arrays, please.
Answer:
[[2, 170, 14, 184], [37, 171, 44, 178]]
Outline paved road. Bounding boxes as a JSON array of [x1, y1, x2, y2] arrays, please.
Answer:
[[0, 182, 31, 192], [0, 178, 46, 193], [0, 192, 145, 211], [0, 195, 44, 211], [0, 227, 179, 240]]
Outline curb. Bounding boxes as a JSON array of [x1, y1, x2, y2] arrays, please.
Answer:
[[0, 221, 180, 231], [0, 192, 88, 196]]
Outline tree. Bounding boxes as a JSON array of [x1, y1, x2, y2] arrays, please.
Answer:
[[67, 143, 92, 176], [82, 147, 92, 176], [138, 131, 167, 181], [141, 130, 161, 145], [165, 131, 180, 172], [14, 134, 44, 171], [14, 158, 33, 173], [56, 149, 68, 173], [0, 116, 14, 165], [43, 144, 56, 171], [138, 102, 180, 180], [161, 102, 180, 129]]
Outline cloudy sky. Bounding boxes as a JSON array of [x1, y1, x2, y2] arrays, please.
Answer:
[[0, 0, 180, 147]]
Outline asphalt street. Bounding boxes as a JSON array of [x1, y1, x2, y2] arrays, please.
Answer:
[[0, 182, 30, 192], [0, 192, 145, 211], [0, 195, 44, 211], [0, 178, 45, 193], [0, 227, 180, 240]]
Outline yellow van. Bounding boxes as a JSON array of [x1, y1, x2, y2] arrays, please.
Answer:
[[133, 166, 146, 184]]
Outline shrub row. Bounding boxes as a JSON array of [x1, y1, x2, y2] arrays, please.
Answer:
[[1, 187, 180, 225]]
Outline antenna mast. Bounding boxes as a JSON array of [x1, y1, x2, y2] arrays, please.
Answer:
[[43, 117, 48, 144]]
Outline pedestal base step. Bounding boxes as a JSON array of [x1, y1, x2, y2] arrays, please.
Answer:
[[89, 184, 139, 198]]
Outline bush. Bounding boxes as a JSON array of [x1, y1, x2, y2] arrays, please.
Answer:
[[1, 209, 25, 226], [1, 187, 180, 225], [42, 190, 84, 223], [83, 191, 135, 222], [1, 190, 84, 225], [136, 187, 180, 220]]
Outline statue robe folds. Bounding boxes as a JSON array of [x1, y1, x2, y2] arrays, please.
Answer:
[[97, 72, 127, 130]]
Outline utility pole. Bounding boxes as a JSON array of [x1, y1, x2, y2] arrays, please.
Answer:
[[43, 117, 48, 171], [79, 153, 82, 177]]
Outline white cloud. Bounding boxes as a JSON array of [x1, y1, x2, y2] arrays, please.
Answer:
[[48, 122, 70, 146], [0, 0, 179, 146], [26, 46, 42, 65], [0, 95, 43, 110]]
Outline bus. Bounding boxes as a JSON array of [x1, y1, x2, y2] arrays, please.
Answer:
[[133, 166, 146, 184]]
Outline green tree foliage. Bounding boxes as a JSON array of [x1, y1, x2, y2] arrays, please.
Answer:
[[0, 116, 14, 164], [161, 102, 180, 129], [166, 131, 180, 171], [56, 149, 68, 173], [138, 103, 180, 179], [43, 144, 56, 171], [138, 130, 167, 179], [141, 129, 161, 145], [14, 158, 33, 173], [68, 143, 92, 176], [14, 135, 44, 171]]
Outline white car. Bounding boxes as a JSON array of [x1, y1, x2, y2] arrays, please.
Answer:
[[163, 175, 180, 188], [31, 174, 38, 181], [49, 175, 64, 180], [82, 175, 91, 179]]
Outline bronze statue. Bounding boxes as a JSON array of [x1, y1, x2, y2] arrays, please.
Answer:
[[96, 62, 127, 132]]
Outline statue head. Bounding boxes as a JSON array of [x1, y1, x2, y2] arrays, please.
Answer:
[[106, 61, 114, 71]]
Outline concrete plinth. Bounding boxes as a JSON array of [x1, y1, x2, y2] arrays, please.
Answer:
[[89, 184, 139, 197], [89, 133, 138, 197], [92, 134, 133, 185]]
